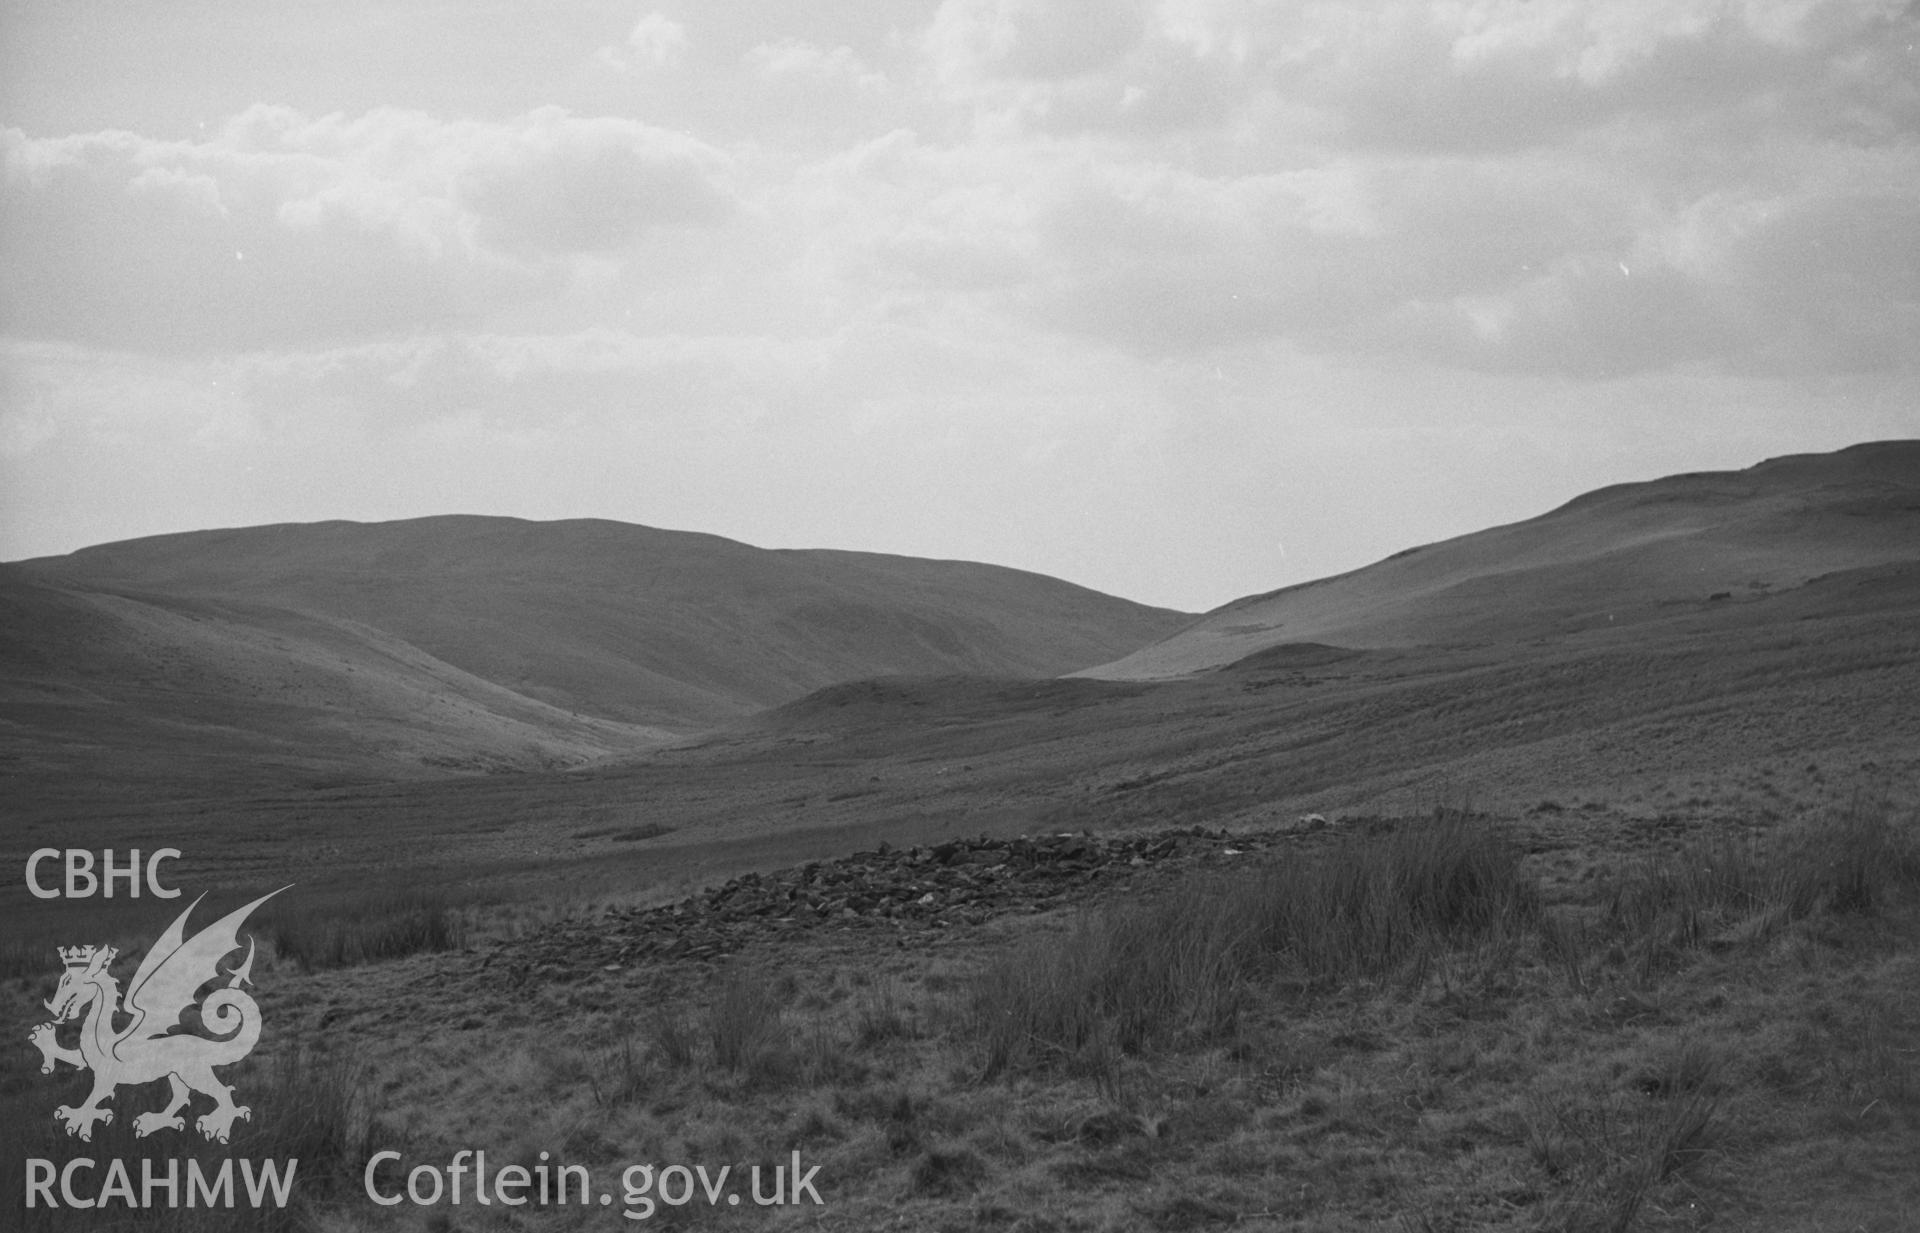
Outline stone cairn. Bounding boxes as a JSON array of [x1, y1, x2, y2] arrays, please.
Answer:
[[509, 823, 1311, 976]]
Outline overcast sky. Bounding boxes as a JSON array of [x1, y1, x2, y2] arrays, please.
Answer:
[[2, 1, 1915, 610]]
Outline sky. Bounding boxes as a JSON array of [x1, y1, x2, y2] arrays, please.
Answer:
[[2, 1, 1916, 612]]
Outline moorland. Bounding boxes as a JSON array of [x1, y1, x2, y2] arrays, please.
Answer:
[[3, 441, 1917, 1230]]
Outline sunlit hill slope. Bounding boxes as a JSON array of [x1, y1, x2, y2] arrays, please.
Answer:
[[1082, 440, 1920, 680]]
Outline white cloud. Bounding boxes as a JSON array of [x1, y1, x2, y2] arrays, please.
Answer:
[[920, 0, 1237, 134], [747, 40, 888, 94], [1, 107, 738, 350], [126, 164, 229, 217], [595, 12, 690, 72], [925, 0, 1147, 86], [452, 109, 734, 254], [807, 0, 1920, 379], [213, 105, 735, 258], [1280, 0, 1919, 153]]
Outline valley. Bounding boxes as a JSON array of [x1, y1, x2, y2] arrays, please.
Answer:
[[3, 442, 1918, 1230]]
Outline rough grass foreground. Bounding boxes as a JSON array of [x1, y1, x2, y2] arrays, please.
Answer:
[[604, 802, 1918, 1230], [12, 804, 1915, 1231]]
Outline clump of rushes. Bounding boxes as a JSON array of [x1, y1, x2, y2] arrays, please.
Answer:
[[260, 888, 467, 970], [970, 809, 1539, 1076]]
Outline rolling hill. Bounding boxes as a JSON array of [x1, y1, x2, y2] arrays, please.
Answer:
[[8, 443, 1915, 797], [0, 517, 1191, 781], [1081, 440, 1920, 680]]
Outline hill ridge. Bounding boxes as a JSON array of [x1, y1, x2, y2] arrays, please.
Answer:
[[1081, 439, 1920, 680], [3, 515, 1191, 781]]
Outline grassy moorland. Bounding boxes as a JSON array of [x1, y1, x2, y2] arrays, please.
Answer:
[[5, 603, 1916, 1233], [3, 594, 1916, 1231], [6, 582, 1915, 938], [5, 450, 1916, 1229], [7, 796, 1915, 1231]]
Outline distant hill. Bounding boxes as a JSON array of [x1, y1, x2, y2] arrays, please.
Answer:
[[2, 517, 1190, 778], [1081, 440, 1920, 680]]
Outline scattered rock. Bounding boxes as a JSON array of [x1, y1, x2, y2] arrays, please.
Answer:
[[506, 824, 1293, 972]]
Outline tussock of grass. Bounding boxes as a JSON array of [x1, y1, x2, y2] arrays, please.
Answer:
[[591, 1034, 651, 1108], [710, 966, 787, 1074], [260, 889, 467, 970], [970, 810, 1540, 1077], [1238, 808, 1541, 981], [1527, 1086, 1723, 1233], [620, 966, 869, 1091], [243, 1047, 389, 1188], [1605, 800, 1920, 953], [969, 890, 1245, 1077], [853, 978, 918, 1048], [647, 1004, 700, 1070]]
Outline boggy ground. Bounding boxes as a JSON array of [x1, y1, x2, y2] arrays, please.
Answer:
[[7, 796, 1917, 1232]]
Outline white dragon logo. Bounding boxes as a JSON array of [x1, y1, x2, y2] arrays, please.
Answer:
[[28, 888, 287, 1144]]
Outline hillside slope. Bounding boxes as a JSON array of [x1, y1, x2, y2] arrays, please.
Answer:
[[1081, 440, 1920, 680], [3, 518, 1190, 779], [0, 568, 669, 783]]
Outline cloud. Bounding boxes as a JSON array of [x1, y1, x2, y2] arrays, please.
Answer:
[[904, 0, 1913, 165], [451, 110, 734, 255], [1706, 189, 1920, 375], [4, 0, 1916, 387], [595, 12, 690, 72], [921, 0, 1237, 134], [218, 105, 736, 257], [1, 107, 737, 351], [1354, 159, 1920, 379], [1008, 142, 1920, 378], [126, 164, 229, 217], [746, 40, 888, 94], [1010, 162, 1376, 351], [925, 0, 1148, 85], [790, 129, 1053, 302], [1130, 0, 1920, 156], [829, 0, 1920, 380]]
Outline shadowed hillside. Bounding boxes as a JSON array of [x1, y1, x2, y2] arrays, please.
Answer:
[[1081, 440, 1920, 680]]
